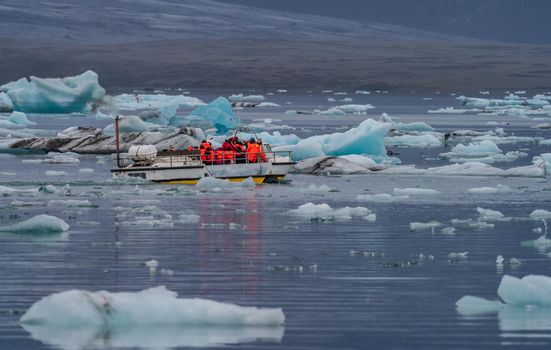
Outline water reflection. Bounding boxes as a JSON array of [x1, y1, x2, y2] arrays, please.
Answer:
[[22, 324, 284, 350], [498, 307, 551, 332]]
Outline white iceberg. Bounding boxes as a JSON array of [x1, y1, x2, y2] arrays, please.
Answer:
[[356, 193, 409, 203], [529, 210, 551, 220], [0, 214, 69, 234], [0, 71, 105, 113], [20, 286, 284, 327], [410, 221, 442, 231]]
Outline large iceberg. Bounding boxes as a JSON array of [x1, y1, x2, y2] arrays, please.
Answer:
[[21, 286, 284, 327], [0, 71, 106, 113], [274, 118, 389, 161]]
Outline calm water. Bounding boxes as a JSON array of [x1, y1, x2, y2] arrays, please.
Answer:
[[1, 93, 551, 349]]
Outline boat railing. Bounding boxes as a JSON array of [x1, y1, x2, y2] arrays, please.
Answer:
[[118, 151, 292, 168]]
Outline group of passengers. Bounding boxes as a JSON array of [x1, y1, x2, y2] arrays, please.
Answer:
[[188, 137, 267, 165]]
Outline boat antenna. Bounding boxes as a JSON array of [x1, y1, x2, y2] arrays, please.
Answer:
[[115, 115, 121, 168]]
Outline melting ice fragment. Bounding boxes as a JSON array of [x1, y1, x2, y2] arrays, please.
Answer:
[[182, 97, 240, 132], [456, 296, 504, 315], [20, 286, 284, 327], [0, 215, 69, 234], [0, 71, 105, 113], [288, 203, 371, 221]]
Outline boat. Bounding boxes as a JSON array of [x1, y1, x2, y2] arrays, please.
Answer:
[[111, 117, 295, 184]]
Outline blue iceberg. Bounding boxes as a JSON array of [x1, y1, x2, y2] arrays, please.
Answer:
[[0, 71, 106, 114], [173, 97, 240, 133], [274, 118, 389, 161]]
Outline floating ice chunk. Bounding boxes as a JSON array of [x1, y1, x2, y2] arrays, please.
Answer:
[[510, 258, 522, 266], [410, 221, 442, 231], [275, 118, 389, 161], [0, 214, 69, 234], [0, 185, 38, 196], [448, 252, 468, 259], [257, 102, 280, 108], [451, 218, 495, 230], [2, 71, 105, 113], [534, 153, 551, 173], [356, 193, 409, 203], [392, 122, 434, 133], [288, 203, 371, 221], [456, 296, 503, 315], [394, 188, 440, 196], [496, 255, 505, 266], [498, 275, 551, 307], [529, 210, 551, 219], [48, 199, 95, 208], [20, 286, 284, 327], [441, 227, 456, 235], [364, 214, 377, 221], [185, 97, 239, 132], [114, 93, 204, 111], [0, 111, 36, 128], [145, 260, 159, 268], [477, 207, 508, 221], [468, 185, 513, 194], [385, 134, 441, 148], [43, 153, 80, 164], [428, 107, 479, 114], [228, 94, 265, 103], [316, 104, 375, 115], [441, 140, 502, 160], [355, 90, 370, 95], [380, 160, 546, 178], [196, 177, 255, 191], [299, 184, 334, 195], [78, 168, 94, 173], [46, 171, 67, 177], [247, 118, 294, 131], [293, 156, 387, 175], [160, 268, 174, 276]]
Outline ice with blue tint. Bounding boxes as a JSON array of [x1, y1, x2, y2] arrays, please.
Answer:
[[0, 71, 106, 114], [114, 94, 204, 111], [103, 115, 156, 134], [0, 215, 69, 234], [0, 92, 13, 112], [173, 97, 239, 133], [20, 286, 284, 327], [457, 275, 551, 316], [535, 153, 551, 173], [451, 140, 502, 157], [274, 118, 389, 161], [0, 111, 36, 128]]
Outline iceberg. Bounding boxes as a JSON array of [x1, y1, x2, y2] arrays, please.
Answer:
[[315, 104, 375, 115], [392, 122, 434, 133], [394, 188, 440, 196], [534, 153, 551, 173], [0, 92, 14, 112], [196, 177, 255, 191], [357, 193, 409, 203], [113, 93, 204, 111], [409, 221, 442, 231], [0, 214, 69, 234], [181, 97, 239, 133], [275, 118, 389, 161], [0, 71, 106, 113], [529, 209, 551, 220], [476, 207, 508, 221], [293, 156, 388, 175], [20, 286, 284, 327], [288, 202, 371, 221], [0, 111, 36, 129], [228, 94, 265, 103]]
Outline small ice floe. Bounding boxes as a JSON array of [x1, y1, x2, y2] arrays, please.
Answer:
[[441, 227, 456, 235], [451, 218, 495, 230], [160, 268, 174, 276], [448, 252, 468, 261], [299, 184, 335, 195], [468, 185, 513, 194], [410, 221, 442, 232], [314, 104, 375, 116], [195, 177, 255, 191], [456, 275, 551, 316], [144, 259, 159, 274], [476, 207, 509, 221], [78, 168, 94, 173], [356, 193, 409, 203], [0, 214, 69, 234], [496, 255, 505, 266], [0, 185, 38, 196], [257, 102, 280, 108], [428, 107, 479, 114], [45, 171, 67, 177], [178, 212, 200, 224], [385, 134, 442, 148], [288, 203, 372, 221], [510, 258, 522, 267], [394, 188, 440, 196], [48, 199, 96, 208]]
